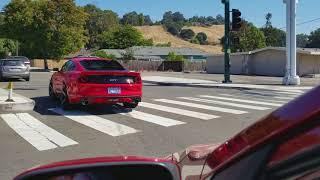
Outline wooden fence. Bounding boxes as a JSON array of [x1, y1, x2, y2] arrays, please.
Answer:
[[30, 59, 206, 72]]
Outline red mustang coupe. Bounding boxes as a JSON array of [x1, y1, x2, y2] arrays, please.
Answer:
[[49, 57, 142, 109]]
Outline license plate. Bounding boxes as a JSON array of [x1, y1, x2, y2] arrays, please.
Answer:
[[108, 87, 121, 94], [9, 68, 20, 72]]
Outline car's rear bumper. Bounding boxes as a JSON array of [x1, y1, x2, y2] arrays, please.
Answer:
[[69, 83, 142, 105], [70, 96, 142, 105], [1, 71, 30, 79]]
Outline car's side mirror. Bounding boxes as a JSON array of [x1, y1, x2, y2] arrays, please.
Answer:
[[52, 68, 59, 72], [14, 157, 180, 180]]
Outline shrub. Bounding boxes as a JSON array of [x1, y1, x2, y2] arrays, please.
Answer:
[[180, 29, 195, 40]]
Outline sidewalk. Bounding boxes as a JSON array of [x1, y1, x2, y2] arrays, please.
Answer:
[[0, 88, 35, 113], [142, 72, 316, 92]]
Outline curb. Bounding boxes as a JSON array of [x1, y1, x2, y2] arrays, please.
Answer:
[[0, 89, 35, 113]]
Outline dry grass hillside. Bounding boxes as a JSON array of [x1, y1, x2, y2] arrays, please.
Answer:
[[135, 25, 224, 54], [185, 25, 224, 45]]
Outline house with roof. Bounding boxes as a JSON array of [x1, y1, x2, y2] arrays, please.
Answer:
[[101, 46, 209, 61], [206, 47, 320, 77]]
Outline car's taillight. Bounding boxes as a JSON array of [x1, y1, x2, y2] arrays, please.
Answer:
[[135, 76, 142, 84], [78, 76, 89, 83], [207, 135, 247, 170]]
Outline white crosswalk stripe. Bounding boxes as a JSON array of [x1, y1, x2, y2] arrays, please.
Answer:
[[245, 90, 302, 96], [178, 97, 271, 110], [49, 108, 139, 137], [139, 102, 219, 120], [218, 94, 288, 103], [153, 99, 247, 114], [200, 95, 283, 107], [118, 110, 186, 127], [1, 113, 78, 151]]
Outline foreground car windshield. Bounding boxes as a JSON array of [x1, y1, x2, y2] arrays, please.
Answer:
[[80, 60, 125, 71], [3, 60, 24, 66]]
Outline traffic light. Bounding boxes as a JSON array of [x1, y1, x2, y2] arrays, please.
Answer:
[[232, 9, 242, 31]]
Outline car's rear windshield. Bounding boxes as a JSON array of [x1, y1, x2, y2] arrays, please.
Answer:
[[80, 60, 125, 71], [2, 60, 25, 66]]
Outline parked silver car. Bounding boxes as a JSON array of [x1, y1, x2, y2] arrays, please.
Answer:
[[0, 59, 30, 81]]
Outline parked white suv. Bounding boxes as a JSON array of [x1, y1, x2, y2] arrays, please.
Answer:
[[0, 59, 30, 81]]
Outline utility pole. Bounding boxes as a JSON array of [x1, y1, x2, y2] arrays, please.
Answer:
[[222, 0, 232, 83], [283, 0, 300, 85]]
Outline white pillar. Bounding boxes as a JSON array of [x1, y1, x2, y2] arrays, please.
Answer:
[[283, 0, 300, 85]]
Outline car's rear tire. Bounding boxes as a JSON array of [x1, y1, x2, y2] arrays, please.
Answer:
[[49, 82, 57, 100], [24, 76, 30, 81], [60, 87, 73, 110], [123, 102, 139, 108]]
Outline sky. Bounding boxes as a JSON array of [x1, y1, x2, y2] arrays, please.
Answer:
[[1, 0, 319, 34]]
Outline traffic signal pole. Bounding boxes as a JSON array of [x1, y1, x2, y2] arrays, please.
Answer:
[[222, 0, 232, 83]]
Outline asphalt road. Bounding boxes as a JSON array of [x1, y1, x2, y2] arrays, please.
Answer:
[[0, 72, 301, 179]]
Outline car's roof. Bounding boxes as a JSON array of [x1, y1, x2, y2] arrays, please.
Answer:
[[8, 56, 29, 60], [0, 58, 24, 61]]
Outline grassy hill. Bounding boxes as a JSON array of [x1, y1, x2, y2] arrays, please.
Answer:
[[135, 25, 224, 54]]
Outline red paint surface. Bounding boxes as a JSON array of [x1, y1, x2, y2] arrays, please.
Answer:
[[269, 125, 320, 166], [206, 86, 320, 174]]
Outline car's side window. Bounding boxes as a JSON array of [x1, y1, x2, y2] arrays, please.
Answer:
[[66, 61, 76, 71], [61, 60, 74, 72], [261, 125, 320, 180], [60, 62, 69, 72]]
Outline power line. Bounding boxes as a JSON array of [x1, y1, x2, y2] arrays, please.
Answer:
[[280, 17, 320, 30]]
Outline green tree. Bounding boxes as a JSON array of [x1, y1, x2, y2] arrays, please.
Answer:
[[121, 11, 139, 26], [238, 23, 266, 52], [0, 38, 16, 58], [166, 52, 184, 61], [3, 0, 88, 69], [221, 22, 266, 52], [121, 12, 152, 26], [297, 33, 309, 48], [195, 32, 208, 45], [143, 15, 153, 25], [215, 14, 225, 24], [265, 13, 272, 28], [260, 13, 286, 47], [0, 12, 4, 37], [99, 25, 153, 49], [84, 4, 119, 48], [138, 13, 144, 26], [162, 11, 185, 36], [306, 28, 320, 48], [92, 50, 117, 60], [190, 38, 200, 44], [180, 29, 195, 40]]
